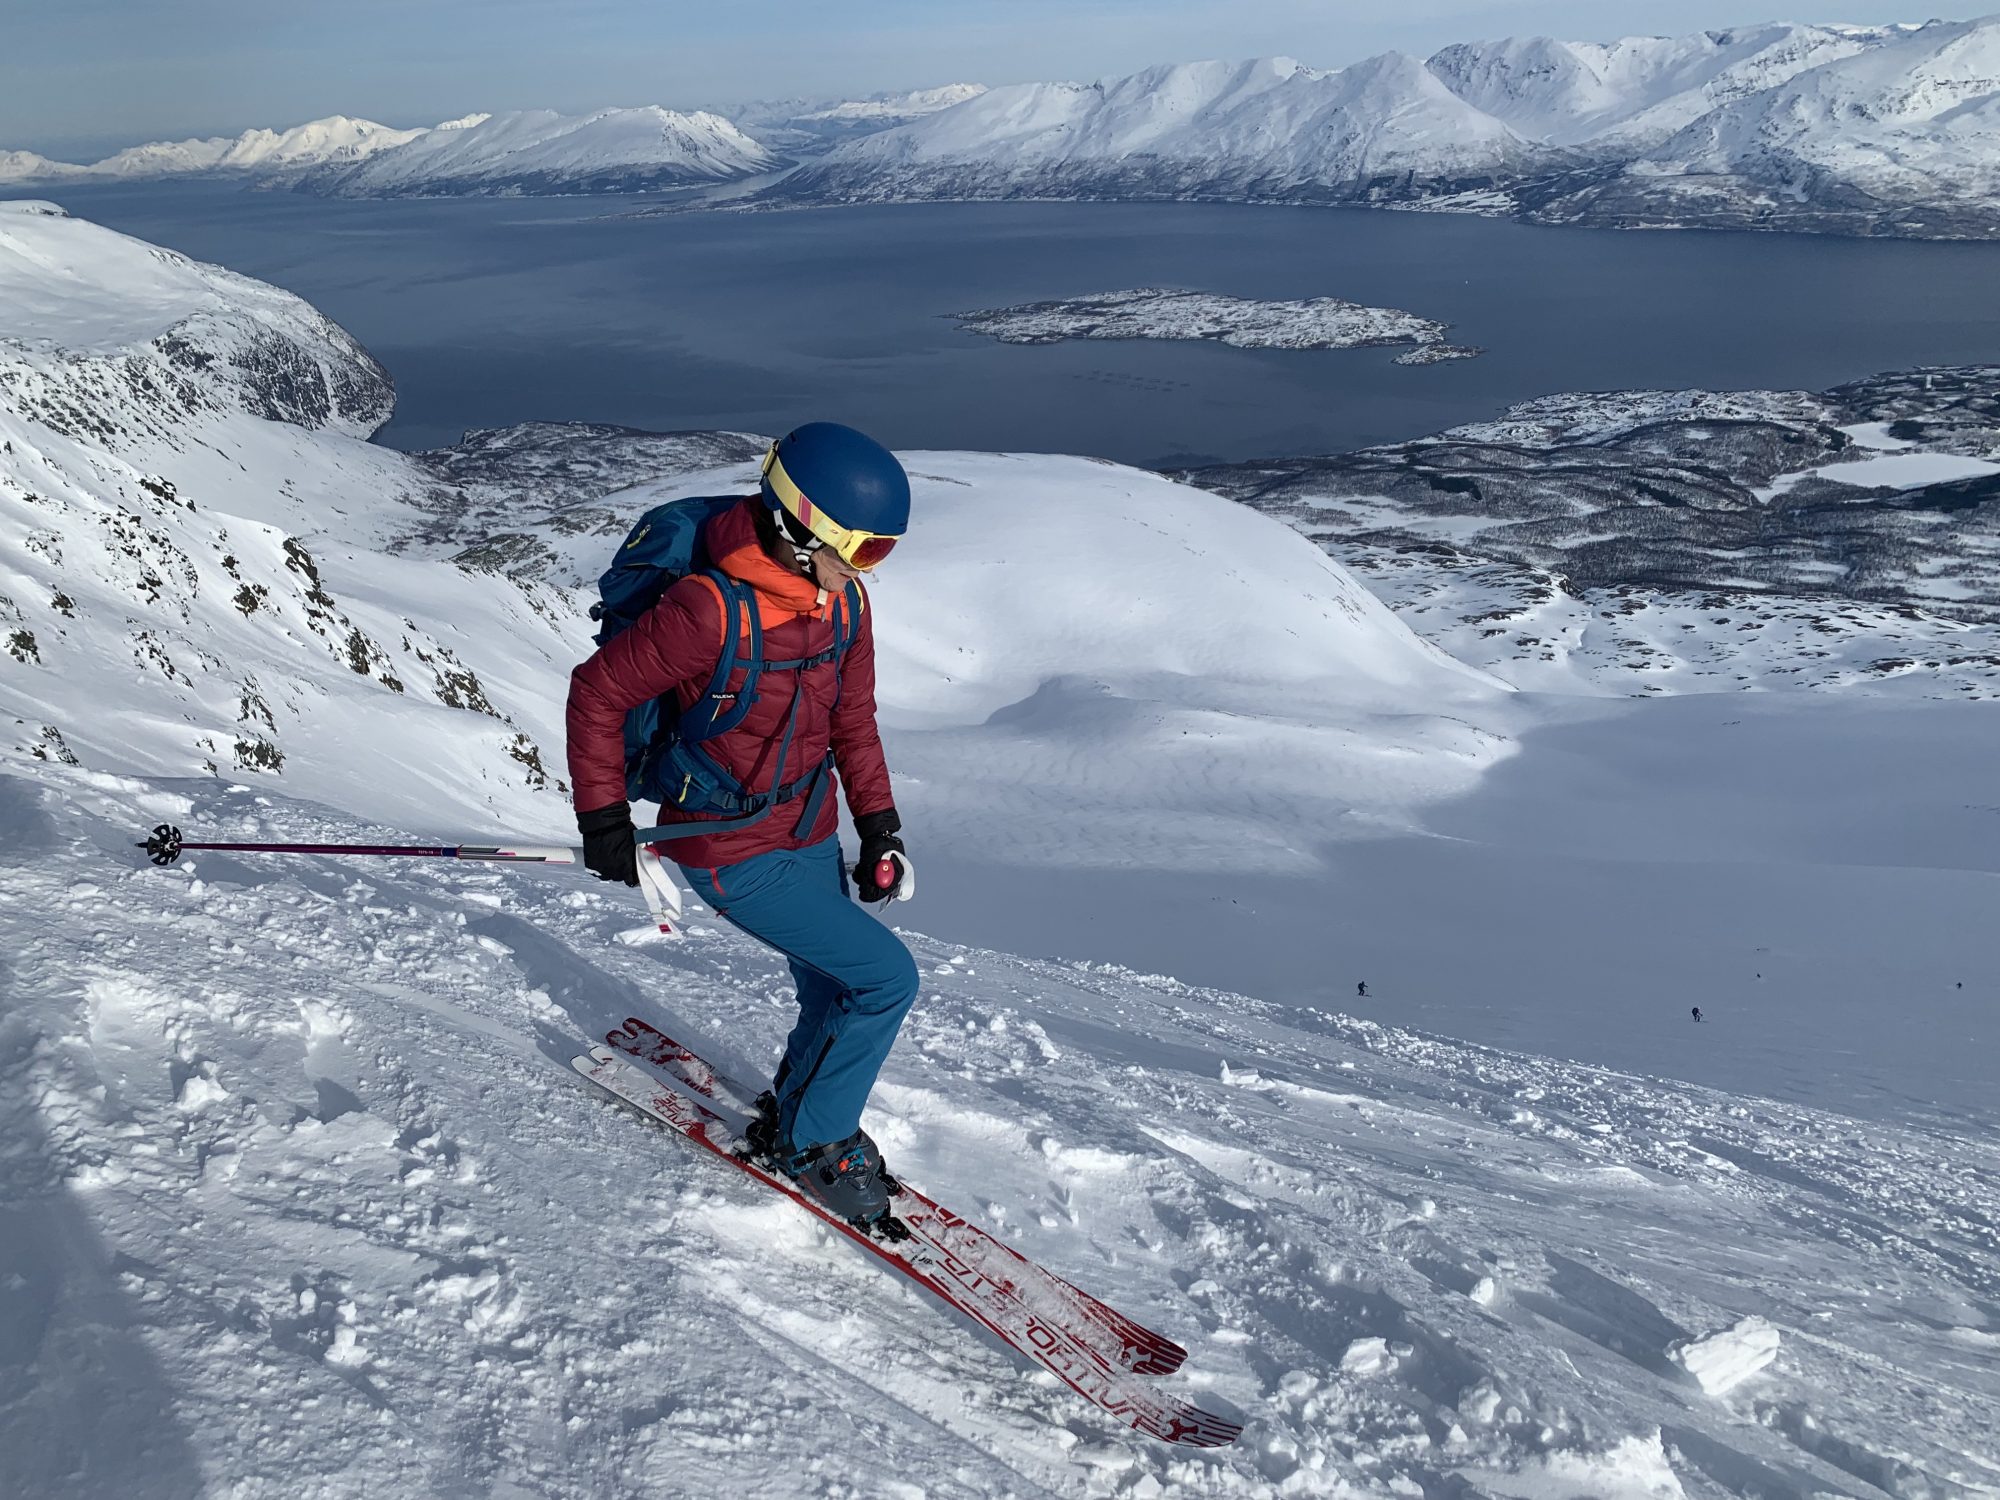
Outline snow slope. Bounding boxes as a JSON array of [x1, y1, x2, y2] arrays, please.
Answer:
[[2, 763, 1995, 1497], [0, 200, 575, 828], [4, 210, 1998, 1498], [295, 108, 778, 198]]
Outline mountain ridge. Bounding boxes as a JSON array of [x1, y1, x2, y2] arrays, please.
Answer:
[[757, 18, 2000, 238]]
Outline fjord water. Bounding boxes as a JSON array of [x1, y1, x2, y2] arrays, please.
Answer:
[[35, 181, 2000, 461]]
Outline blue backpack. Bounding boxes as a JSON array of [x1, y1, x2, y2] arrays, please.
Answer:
[[590, 495, 863, 843]]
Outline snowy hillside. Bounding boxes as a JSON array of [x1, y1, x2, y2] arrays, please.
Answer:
[[0, 200, 575, 826], [292, 108, 778, 198], [755, 19, 2000, 238], [5, 210, 1998, 1496]]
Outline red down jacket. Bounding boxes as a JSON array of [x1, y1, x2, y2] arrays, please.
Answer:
[[565, 498, 894, 871]]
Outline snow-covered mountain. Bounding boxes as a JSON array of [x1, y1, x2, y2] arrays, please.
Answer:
[[780, 54, 1551, 205], [0, 148, 85, 185], [797, 82, 989, 124], [4, 206, 1997, 1497], [759, 18, 2000, 237], [88, 115, 437, 180], [293, 106, 779, 198], [0, 116, 441, 185], [1424, 22, 1869, 150], [1529, 16, 2000, 236], [0, 106, 767, 197], [725, 84, 989, 155]]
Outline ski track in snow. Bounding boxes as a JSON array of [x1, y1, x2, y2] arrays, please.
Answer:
[[4, 767, 1995, 1499]]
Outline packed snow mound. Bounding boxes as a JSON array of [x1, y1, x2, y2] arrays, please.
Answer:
[[873, 450, 1496, 716], [0, 197, 391, 434], [298, 107, 778, 198]]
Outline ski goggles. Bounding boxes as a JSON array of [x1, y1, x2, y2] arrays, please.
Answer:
[[761, 444, 902, 571]]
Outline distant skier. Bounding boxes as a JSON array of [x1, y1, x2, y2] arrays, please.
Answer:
[[1691, 1006, 1704, 1023], [1356, 981, 1368, 999], [567, 422, 917, 1236]]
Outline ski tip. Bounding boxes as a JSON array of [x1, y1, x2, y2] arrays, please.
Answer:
[[1153, 1406, 1245, 1448]]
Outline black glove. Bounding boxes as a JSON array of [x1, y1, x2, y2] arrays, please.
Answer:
[[577, 801, 639, 887], [852, 808, 906, 904]]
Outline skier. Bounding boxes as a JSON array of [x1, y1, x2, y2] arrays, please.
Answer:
[[566, 422, 918, 1235], [1691, 1006, 1704, 1023]]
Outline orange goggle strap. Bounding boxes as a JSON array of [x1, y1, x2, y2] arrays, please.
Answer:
[[762, 443, 901, 570]]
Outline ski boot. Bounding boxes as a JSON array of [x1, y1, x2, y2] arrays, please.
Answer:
[[743, 1093, 902, 1195], [779, 1130, 909, 1242], [739, 1091, 782, 1165]]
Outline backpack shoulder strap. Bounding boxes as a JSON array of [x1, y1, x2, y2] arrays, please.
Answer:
[[684, 569, 761, 743]]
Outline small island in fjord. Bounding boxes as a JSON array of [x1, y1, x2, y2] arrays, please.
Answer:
[[950, 286, 1483, 365]]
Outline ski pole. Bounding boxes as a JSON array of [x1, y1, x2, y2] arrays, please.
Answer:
[[138, 823, 580, 867], [135, 823, 685, 936]]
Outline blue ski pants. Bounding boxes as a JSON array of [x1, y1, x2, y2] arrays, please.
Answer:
[[679, 837, 919, 1151]]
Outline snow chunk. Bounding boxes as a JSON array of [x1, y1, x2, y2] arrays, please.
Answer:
[[1477, 1432, 1689, 1500], [1340, 1336, 1397, 1376], [1670, 1314, 1780, 1394]]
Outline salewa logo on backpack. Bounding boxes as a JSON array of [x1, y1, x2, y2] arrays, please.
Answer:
[[590, 494, 863, 843]]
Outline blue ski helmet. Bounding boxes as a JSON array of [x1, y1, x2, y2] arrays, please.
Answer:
[[759, 422, 911, 541]]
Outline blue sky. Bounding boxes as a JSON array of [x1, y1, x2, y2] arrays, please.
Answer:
[[6, 1, 1994, 158]]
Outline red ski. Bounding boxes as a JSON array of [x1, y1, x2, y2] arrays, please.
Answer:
[[572, 1043, 1241, 1447], [605, 1016, 1189, 1377]]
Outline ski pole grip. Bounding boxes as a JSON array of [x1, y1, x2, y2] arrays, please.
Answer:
[[875, 857, 898, 892]]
